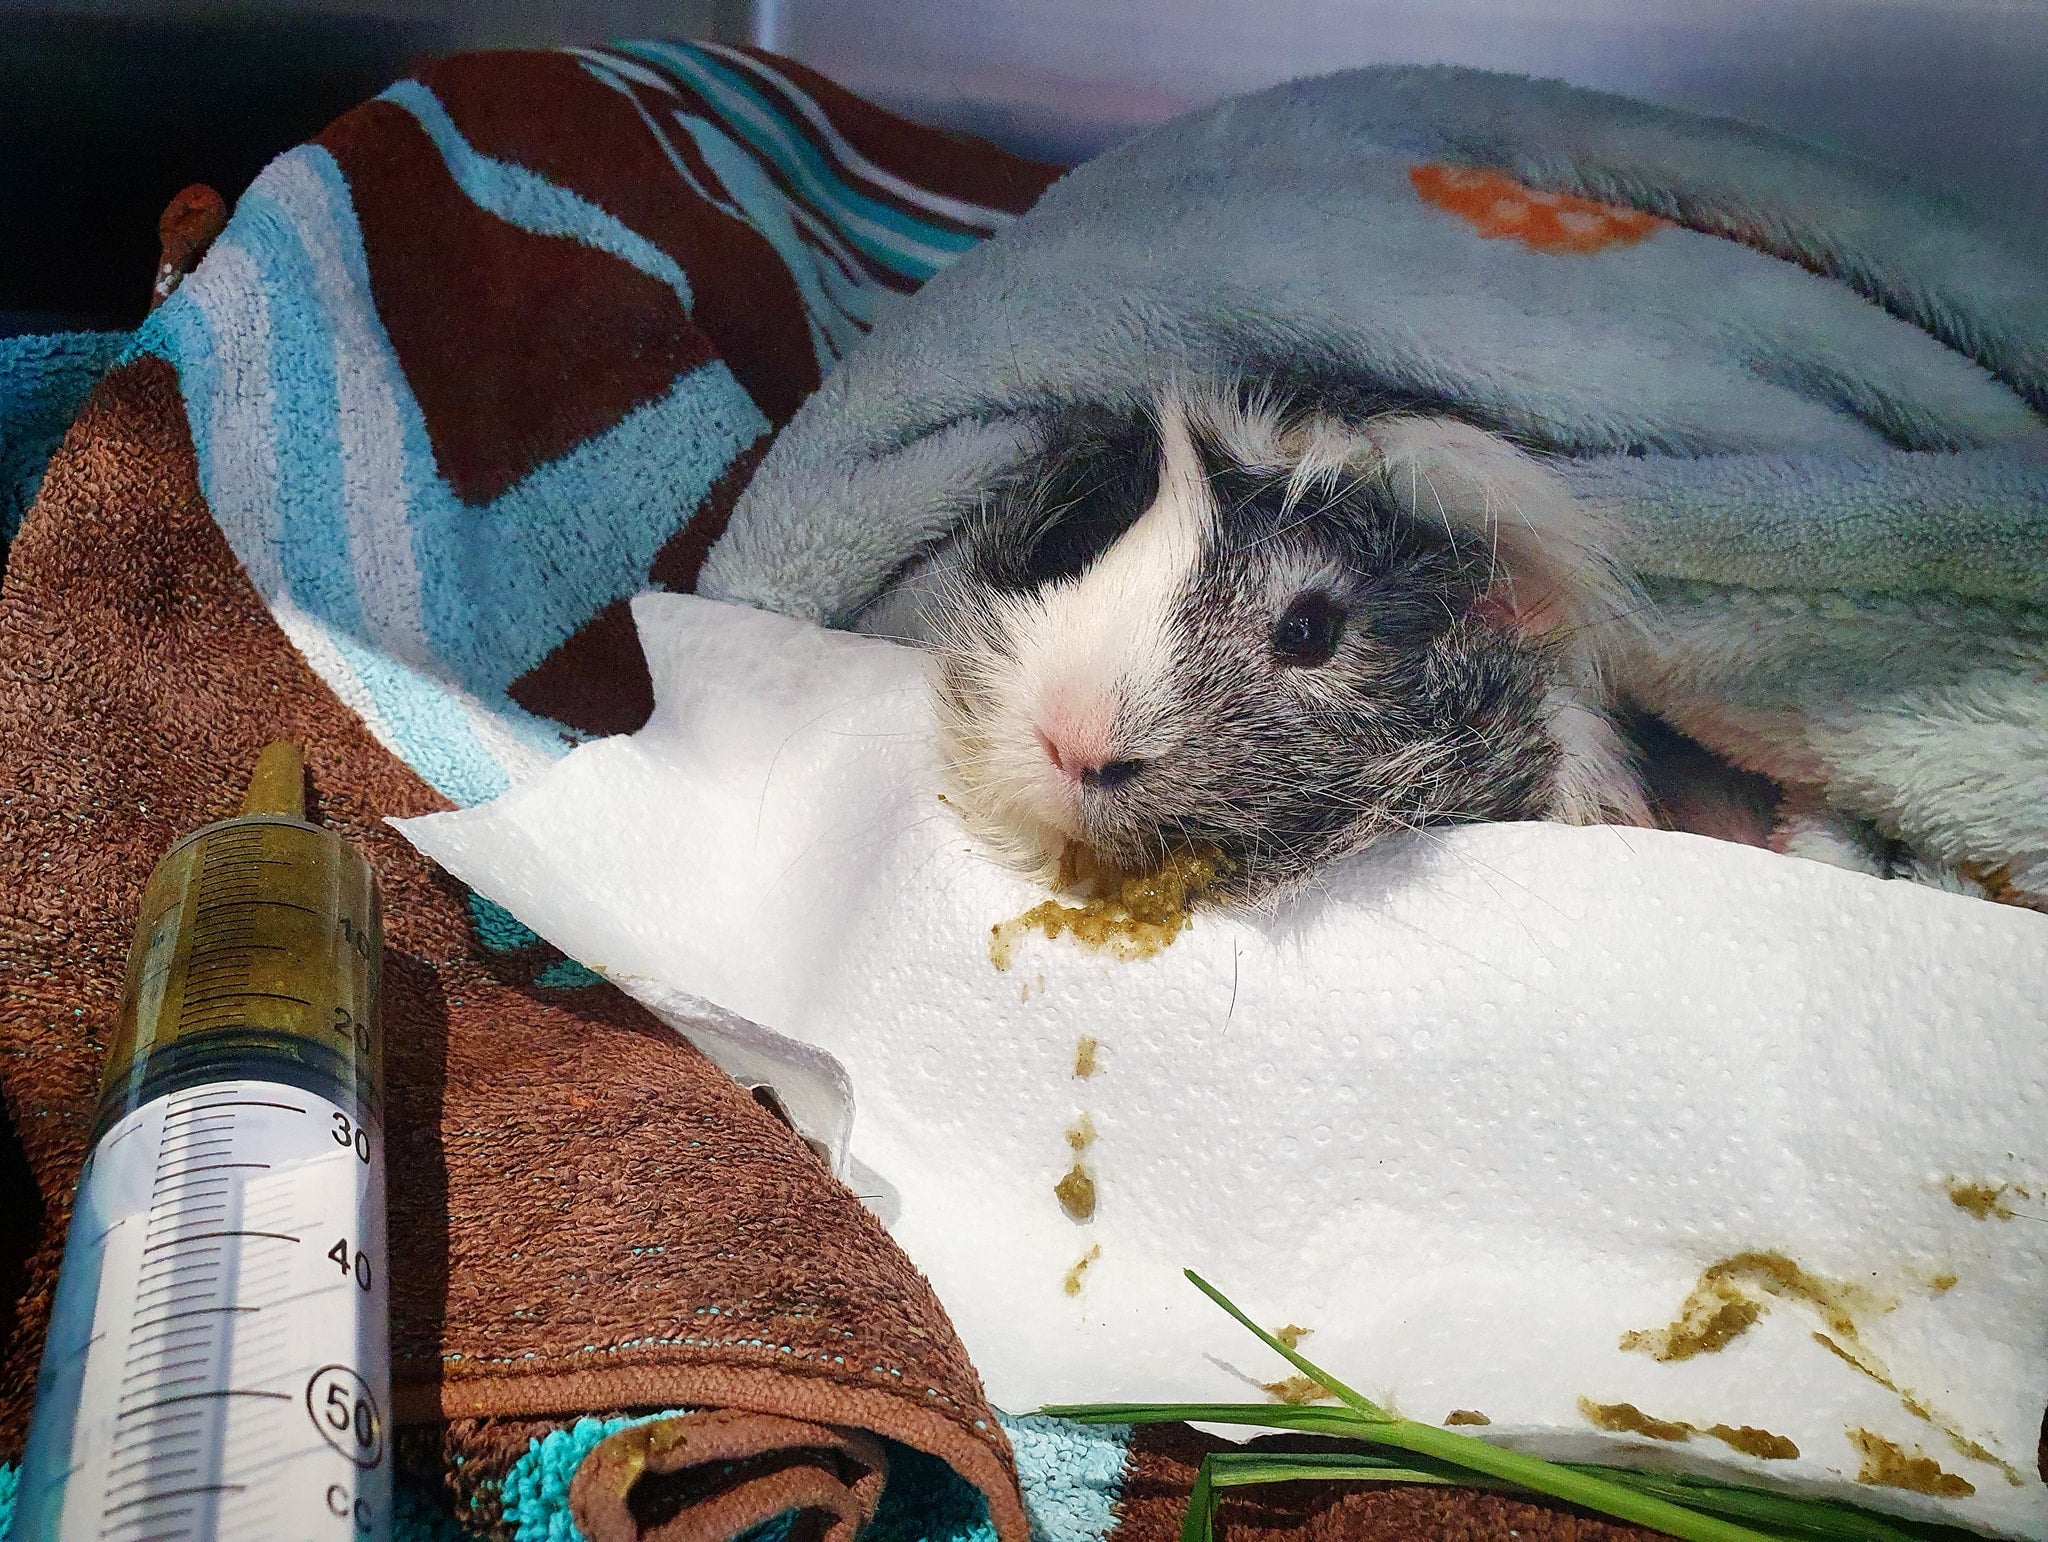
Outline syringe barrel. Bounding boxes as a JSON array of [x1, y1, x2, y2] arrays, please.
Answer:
[[100, 814, 383, 1135], [12, 806, 392, 1542]]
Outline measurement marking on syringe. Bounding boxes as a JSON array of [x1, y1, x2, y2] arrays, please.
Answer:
[[106, 1482, 249, 1517], [135, 1264, 224, 1295], [137, 1256, 224, 1285], [153, 1164, 271, 1184], [110, 1509, 204, 1538], [154, 1151, 235, 1170], [102, 1474, 244, 1507], [112, 1413, 202, 1442], [101, 1463, 204, 1498], [150, 1179, 241, 1200], [129, 1318, 216, 1347], [128, 1331, 229, 1361], [142, 1230, 298, 1252], [107, 1444, 202, 1476], [137, 1243, 224, 1268], [133, 1305, 256, 1331], [135, 1281, 223, 1307], [191, 896, 320, 916], [122, 1351, 214, 1383], [147, 1190, 232, 1211], [127, 1318, 215, 1349], [119, 1374, 210, 1405], [135, 1281, 222, 1310], [180, 988, 315, 1009], [142, 1203, 229, 1224], [119, 1389, 292, 1419], [120, 1377, 212, 1405], [154, 1124, 235, 1143], [156, 1130, 233, 1154], [166, 1101, 307, 1118]]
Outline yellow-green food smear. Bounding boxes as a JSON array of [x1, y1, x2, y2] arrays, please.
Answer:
[[1577, 1398, 1693, 1443], [1620, 1251, 1875, 1361], [1263, 1375, 1335, 1406], [1627, 1251, 2021, 1486], [990, 847, 1223, 969], [1062, 1244, 1101, 1297], [1055, 1114, 1099, 1220], [1577, 1399, 1799, 1460], [1849, 1429, 1974, 1498], [1054, 1166, 1097, 1222], [1946, 1179, 2015, 1220]]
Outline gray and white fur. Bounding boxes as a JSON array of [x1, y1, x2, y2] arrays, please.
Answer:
[[857, 383, 1650, 901]]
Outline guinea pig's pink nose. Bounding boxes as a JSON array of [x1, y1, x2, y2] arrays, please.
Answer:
[[1037, 728, 1093, 783], [1037, 727, 1144, 790]]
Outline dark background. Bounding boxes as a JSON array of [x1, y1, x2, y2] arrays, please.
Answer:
[[3, 12, 445, 330], [6, 0, 2043, 333]]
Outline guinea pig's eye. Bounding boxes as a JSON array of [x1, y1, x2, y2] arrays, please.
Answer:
[[1271, 592, 1346, 666]]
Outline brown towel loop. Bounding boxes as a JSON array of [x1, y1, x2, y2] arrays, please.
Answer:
[[571, 1410, 889, 1542]]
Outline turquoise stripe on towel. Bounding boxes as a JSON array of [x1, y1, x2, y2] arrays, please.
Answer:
[[130, 135, 767, 797], [380, 80, 697, 310], [623, 42, 977, 279]]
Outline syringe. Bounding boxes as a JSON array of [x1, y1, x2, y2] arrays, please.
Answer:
[[11, 743, 392, 1542]]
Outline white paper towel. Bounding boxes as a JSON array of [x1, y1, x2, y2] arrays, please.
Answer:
[[397, 593, 2048, 1537]]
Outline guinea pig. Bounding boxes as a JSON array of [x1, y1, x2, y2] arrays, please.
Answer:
[[855, 383, 1651, 902]]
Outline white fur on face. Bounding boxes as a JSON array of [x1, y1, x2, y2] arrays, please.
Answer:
[[969, 399, 1214, 849]]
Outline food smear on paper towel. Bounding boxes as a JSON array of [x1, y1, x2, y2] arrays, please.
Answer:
[[1577, 1398, 1799, 1459], [1263, 1374, 1336, 1405], [1073, 1035, 1100, 1078], [1707, 1424, 1802, 1460], [1444, 1410, 1492, 1427], [1054, 1167, 1097, 1221], [988, 846, 1223, 969], [1849, 1429, 1975, 1497], [1620, 1250, 1883, 1360], [1812, 1334, 2025, 1485], [1062, 1244, 1102, 1296], [1258, 1324, 1330, 1400], [1056, 1114, 1099, 1221], [1945, 1178, 2022, 1219], [1578, 1398, 1692, 1441], [1628, 1252, 2023, 1486]]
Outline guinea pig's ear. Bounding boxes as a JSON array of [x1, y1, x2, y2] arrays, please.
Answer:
[[1360, 416, 1636, 655]]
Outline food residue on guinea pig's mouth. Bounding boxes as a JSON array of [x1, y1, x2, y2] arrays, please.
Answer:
[[988, 844, 1225, 970]]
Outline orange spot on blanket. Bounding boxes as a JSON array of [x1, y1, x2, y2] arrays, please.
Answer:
[[1410, 163, 1665, 254]]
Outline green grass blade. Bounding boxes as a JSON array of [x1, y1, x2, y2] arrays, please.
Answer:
[[1186, 1453, 1950, 1542], [1180, 1457, 1215, 1542], [1182, 1270, 1392, 1420], [1177, 1274, 1794, 1542], [1048, 1274, 1986, 1542], [1555, 1467, 1983, 1542], [1201, 1451, 1490, 1490], [1038, 1401, 1368, 1436]]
